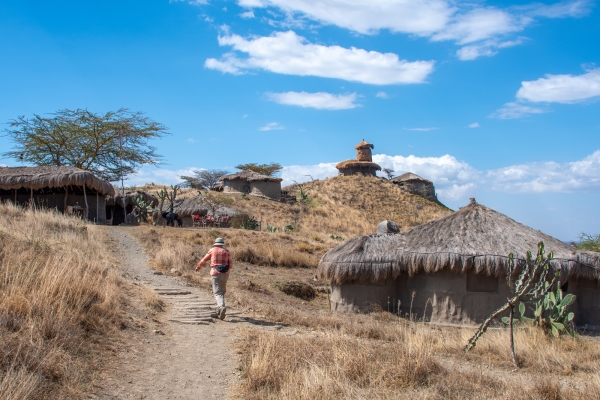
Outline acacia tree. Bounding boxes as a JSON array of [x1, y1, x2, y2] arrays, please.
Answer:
[[235, 162, 282, 176], [3, 108, 168, 181], [180, 169, 230, 190]]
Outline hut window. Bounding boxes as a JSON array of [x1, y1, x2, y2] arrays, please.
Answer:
[[466, 273, 498, 293]]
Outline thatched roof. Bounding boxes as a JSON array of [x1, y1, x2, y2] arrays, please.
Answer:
[[0, 166, 115, 196], [159, 195, 238, 217], [107, 191, 158, 208], [221, 170, 282, 183], [355, 140, 374, 150], [335, 160, 382, 170], [318, 199, 600, 284], [391, 172, 432, 184]]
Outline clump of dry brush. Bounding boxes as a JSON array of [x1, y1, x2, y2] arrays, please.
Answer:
[[0, 203, 125, 399]]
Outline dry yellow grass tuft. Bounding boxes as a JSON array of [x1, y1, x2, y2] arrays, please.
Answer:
[[0, 203, 126, 399]]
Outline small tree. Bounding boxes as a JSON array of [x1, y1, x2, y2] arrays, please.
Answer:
[[180, 169, 230, 190], [575, 233, 600, 252], [382, 168, 395, 179], [3, 108, 168, 181], [235, 162, 282, 176]]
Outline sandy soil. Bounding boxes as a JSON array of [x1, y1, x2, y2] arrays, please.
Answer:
[[94, 226, 239, 400]]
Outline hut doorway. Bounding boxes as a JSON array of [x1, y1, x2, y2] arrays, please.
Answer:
[[110, 204, 126, 225]]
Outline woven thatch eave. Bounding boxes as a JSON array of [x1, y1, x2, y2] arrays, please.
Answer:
[[318, 200, 600, 284], [335, 160, 382, 170], [221, 170, 282, 183], [391, 172, 432, 184], [0, 166, 115, 196]]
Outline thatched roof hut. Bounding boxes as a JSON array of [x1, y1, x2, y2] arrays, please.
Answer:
[[319, 199, 600, 326], [220, 170, 282, 200], [336, 140, 381, 177], [0, 166, 114, 223], [390, 172, 437, 203], [0, 166, 114, 196]]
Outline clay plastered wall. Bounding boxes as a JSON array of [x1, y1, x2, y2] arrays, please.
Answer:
[[338, 166, 378, 177], [330, 280, 399, 313], [569, 278, 600, 328], [249, 181, 281, 200], [223, 179, 281, 200], [397, 181, 436, 202], [397, 270, 513, 326]]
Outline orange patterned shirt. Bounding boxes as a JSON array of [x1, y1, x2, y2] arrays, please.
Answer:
[[197, 246, 233, 276]]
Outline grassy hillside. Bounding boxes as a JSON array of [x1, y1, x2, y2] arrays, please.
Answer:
[[0, 204, 126, 399], [185, 174, 453, 238]]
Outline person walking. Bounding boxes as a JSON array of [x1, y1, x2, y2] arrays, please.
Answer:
[[195, 237, 232, 319]]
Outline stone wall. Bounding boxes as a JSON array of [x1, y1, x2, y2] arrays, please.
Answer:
[[222, 179, 281, 200]]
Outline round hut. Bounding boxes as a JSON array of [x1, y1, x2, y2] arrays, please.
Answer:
[[220, 170, 282, 200], [391, 172, 437, 202], [106, 191, 159, 225], [318, 199, 600, 327], [0, 166, 115, 223], [336, 140, 382, 176]]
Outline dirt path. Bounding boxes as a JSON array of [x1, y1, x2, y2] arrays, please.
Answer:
[[95, 227, 238, 399]]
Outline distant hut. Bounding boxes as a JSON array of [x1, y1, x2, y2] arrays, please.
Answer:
[[106, 191, 159, 225], [0, 166, 115, 223], [336, 140, 382, 177], [220, 170, 282, 200], [391, 172, 437, 203], [318, 199, 600, 327]]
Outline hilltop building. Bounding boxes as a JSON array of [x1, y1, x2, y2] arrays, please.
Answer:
[[391, 172, 437, 203], [336, 140, 382, 177], [220, 170, 282, 200]]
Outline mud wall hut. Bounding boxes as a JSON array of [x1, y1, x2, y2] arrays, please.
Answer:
[[336, 140, 382, 177], [390, 172, 437, 202], [318, 199, 600, 327], [0, 166, 115, 223], [220, 170, 282, 200], [106, 191, 159, 225]]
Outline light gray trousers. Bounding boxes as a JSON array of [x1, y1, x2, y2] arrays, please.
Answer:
[[211, 273, 229, 309]]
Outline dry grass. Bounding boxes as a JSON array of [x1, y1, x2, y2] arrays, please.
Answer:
[[123, 177, 600, 399], [129, 224, 600, 399], [0, 203, 126, 399]]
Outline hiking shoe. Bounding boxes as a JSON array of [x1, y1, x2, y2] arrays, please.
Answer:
[[218, 307, 227, 320]]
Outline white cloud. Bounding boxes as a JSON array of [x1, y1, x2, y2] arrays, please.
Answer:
[[404, 127, 438, 131], [521, 0, 591, 18], [187, 138, 196, 143], [240, 10, 255, 18], [280, 163, 338, 187], [205, 31, 435, 85], [266, 91, 359, 110], [432, 7, 524, 45], [233, 0, 591, 60], [375, 91, 389, 99], [468, 122, 480, 128], [487, 150, 600, 193], [259, 122, 284, 131], [127, 167, 200, 187], [456, 38, 523, 60], [489, 102, 547, 119], [516, 68, 600, 103], [243, 114, 248, 118], [237, 0, 453, 36]]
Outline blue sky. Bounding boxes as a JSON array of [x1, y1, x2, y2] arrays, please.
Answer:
[[0, 0, 599, 241]]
